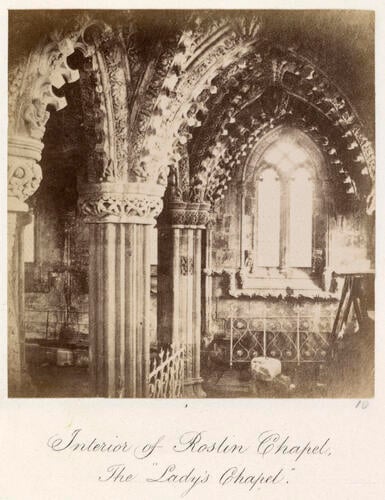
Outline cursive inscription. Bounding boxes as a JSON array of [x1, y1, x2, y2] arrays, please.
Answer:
[[173, 431, 248, 454], [257, 431, 332, 461], [99, 464, 136, 483], [219, 466, 286, 491], [47, 428, 333, 496], [147, 464, 209, 497]]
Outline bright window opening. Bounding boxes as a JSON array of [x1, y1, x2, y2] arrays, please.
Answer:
[[257, 168, 281, 267], [254, 131, 316, 270], [288, 168, 313, 267]]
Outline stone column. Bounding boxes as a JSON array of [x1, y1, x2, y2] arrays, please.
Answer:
[[8, 137, 43, 396], [158, 201, 210, 397], [202, 217, 215, 344], [78, 182, 163, 397]]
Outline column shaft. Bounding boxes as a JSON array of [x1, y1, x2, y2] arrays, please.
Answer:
[[89, 223, 151, 397], [158, 223, 205, 397], [8, 209, 33, 396]]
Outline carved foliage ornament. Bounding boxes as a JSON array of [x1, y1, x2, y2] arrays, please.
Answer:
[[200, 110, 358, 206], [168, 202, 211, 227], [75, 23, 130, 184], [8, 156, 42, 203], [78, 191, 163, 223], [180, 256, 194, 276]]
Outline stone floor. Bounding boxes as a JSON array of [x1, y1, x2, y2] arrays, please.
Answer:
[[26, 364, 89, 398], [23, 362, 324, 398], [21, 360, 373, 398], [22, 317, 374, 398], [202, 364, 327, 398]]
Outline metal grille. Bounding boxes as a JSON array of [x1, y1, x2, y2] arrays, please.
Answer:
[[148, 344, 185, 398], [230, 313, 333, 366]]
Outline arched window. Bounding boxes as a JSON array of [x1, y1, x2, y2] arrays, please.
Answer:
[[243, 127, 325, 278]]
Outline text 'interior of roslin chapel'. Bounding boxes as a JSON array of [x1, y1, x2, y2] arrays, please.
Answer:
[[8, 10, 375, 398]]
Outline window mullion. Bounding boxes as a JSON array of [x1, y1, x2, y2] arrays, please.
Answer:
[[280, 176, 290, 271]]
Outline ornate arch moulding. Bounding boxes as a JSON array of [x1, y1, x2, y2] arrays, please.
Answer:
[[141, 14, 264, 198], [193, 105, 371, 209], [8, 31, 81, 210], [186, 46, 375, 212]]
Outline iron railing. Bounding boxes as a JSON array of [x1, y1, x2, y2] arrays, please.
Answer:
[[148, 344, 185, 398], [229, 313, 333, 366]]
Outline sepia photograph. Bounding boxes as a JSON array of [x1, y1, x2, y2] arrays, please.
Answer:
[[8, 9, 375, 399]]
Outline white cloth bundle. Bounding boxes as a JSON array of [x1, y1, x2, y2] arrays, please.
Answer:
[[250, 356, 282, 381]]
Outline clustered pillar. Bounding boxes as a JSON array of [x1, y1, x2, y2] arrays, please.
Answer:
[[79, 182, 163, 397], [158, 201, 210, 397]]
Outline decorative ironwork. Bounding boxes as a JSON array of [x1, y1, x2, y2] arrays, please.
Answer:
[[148, 344, 185, 398], [229, 313, 333, 366]]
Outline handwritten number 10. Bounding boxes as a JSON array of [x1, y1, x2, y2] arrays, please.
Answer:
[[355, 400, 369, 409]]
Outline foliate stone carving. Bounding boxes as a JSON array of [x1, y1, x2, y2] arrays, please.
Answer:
[[230, 14, 263, 40], [75, 20, 181, 187], [76, 26, 130, 184], [78, 192, 163, 223], [8, 136, 45, 206], [180, 256, 194, 276], [167, 202, 211, 227], [8, 156, 42, 203], [78, 182, 164, 223]]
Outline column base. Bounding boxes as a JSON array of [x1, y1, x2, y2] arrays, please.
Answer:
[[184, 378, 206, 398], [9, 370, 37, 398]]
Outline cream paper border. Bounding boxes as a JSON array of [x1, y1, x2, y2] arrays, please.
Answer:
[[1, 2, 384, 499]]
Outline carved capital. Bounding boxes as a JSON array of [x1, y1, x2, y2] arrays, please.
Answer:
[[78, 182, 164, 224], [8, 136, 44, 210], [167, 201, 211, 227]]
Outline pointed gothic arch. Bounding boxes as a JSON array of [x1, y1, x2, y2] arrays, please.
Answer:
[[8, 11, 375, 398]]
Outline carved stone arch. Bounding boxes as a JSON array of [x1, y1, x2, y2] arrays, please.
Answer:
[[8, 24, 86, 395], [190, 105, 353, 205], [139, 13, 264, 202], [8, 31, 82, 208], [208, 123, 359, 212], [186, 45, 374, 212]]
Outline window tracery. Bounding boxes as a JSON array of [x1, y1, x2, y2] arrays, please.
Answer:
[[241, 127, 327, 289]]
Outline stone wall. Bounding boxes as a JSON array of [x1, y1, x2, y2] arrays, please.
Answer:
[[24, 197, 158, 343], [206, 174, 374, 343]]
